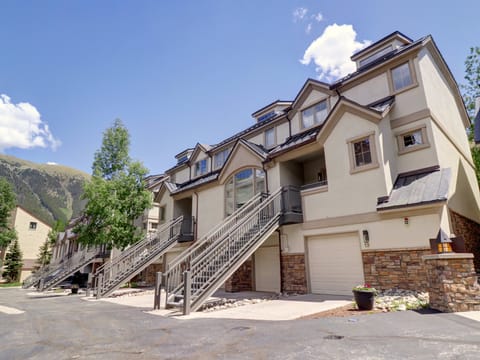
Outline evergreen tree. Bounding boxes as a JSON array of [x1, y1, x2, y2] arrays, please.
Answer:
[[74, 119, 152, 250], [3, 239, 23, 282], [34, 238, 52, 270], [0, 178, 17, 268]]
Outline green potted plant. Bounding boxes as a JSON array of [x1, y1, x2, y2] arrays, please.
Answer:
[[352, 284, 377, 310]]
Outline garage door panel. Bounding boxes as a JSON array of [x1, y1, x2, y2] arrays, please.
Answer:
[[308, 234, 364, 296]]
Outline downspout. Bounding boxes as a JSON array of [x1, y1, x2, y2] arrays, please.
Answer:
[[286, 113, 292, 138], [262, 161, 270, 194], [193, 191, 199, 241]]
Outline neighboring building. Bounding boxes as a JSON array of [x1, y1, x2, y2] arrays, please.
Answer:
[[7, 206, 51, 282], [153, 31, 480, 296]]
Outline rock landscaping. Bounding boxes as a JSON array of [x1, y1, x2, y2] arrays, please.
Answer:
[[200, 289, 430, 314], [375, 289, 429, 311]]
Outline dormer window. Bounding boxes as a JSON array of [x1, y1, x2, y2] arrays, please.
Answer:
[[213, 148, 231, 170], [358, 45, 393, 68], [194, 159, 208, 177], [302, 100, 328, 129]]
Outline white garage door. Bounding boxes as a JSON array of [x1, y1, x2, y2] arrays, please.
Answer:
[[308, 233, 364, 295], [255, 246, 281, 293]]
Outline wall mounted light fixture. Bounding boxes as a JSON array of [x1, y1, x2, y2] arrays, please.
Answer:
[[362, 230, 370, 248]]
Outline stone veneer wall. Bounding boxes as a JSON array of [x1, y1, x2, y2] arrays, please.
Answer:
[[143, 264, 164, 285], [281, 253, 307, 294], [225, 260, 253, 292], [449, 210, 480, 271], [362, 248, 431, 291], [423, 253, 480, 312]]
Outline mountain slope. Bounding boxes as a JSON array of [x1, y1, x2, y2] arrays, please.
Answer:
[[0, 154, 90, 226]]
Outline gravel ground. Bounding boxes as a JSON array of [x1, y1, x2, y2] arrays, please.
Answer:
[[199, 289, 429, 316]]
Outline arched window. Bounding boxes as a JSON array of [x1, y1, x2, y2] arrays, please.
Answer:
[[225, 168, 265, 216]]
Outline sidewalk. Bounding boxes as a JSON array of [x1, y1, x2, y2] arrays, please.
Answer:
[[92, 289, 353, 321], [88, 288, 480, 322]]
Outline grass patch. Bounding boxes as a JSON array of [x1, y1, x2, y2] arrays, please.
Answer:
[[0, 282, 22, 288]]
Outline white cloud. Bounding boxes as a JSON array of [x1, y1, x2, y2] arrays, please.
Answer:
[[313, 13, 323, 22], [300, 24, 371, 81], [293, 7, 308, 22], [305, 23, 312, 34], [0, 94, 61, 151], [46, 162, 58, 165]]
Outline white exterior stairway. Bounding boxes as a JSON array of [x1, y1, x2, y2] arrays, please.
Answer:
[[164, 186, 302, 314], [94, 216, 185, 299]]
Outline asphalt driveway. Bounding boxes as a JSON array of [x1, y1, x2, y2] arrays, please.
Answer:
[[1, 287, 480, 359]]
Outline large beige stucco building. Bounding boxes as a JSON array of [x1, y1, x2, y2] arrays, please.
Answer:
[[9, 206, 51, 281], [152, 31, 480, 296]]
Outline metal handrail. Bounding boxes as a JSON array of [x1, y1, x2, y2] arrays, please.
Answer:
[[95, 216, 184, 298], [166, 193, 264, 271], [187, 188, 282, 311], [40, 246, 100, 290], [94, 217, 181, 276], [164, 193, 265, 298]]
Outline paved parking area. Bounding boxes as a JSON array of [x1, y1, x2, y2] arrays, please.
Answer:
[[1, 287, 480, 359]]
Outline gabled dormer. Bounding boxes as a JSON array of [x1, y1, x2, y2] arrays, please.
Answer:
[[189, 143, 212, 179], [175, 148, 194, 166], [252, 100, 292, 123], [351, 31, 413, 70]]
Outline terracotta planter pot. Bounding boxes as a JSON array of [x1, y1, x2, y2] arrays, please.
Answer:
[[353, 290, 375, 310]]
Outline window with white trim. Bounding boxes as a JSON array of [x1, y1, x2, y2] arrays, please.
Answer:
[[301, 100, 328, 129], [353, 138, 372, 167], [347, 132, 379, 173], [359, 45, 393, 68], [225, 168, 265, 216], [391, 62, 413, 92], [397, 126, 429, 154], [265, 127, 276, 148], [213, 148, 231, 170], [194, 159, 208, 177]]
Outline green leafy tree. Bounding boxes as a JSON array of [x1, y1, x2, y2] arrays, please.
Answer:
[[462, 46, 480, 119], [2, 239, 23, 282], [0, 178, 17, 267], [75, 119, 152, 250], [462, 47, 480, 184]]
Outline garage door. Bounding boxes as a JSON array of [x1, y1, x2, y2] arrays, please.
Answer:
[[308, 233, 364, 295], [255, 246, 281, 293]]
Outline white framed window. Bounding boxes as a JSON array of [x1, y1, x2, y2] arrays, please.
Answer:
[[391, 62, 413, 92], [225, 168, 265, 216], [29, 221, 37, 230], [301, 100, 328, 129], [359, 45, 393, 68], [265, 127, 276, 148], [396, 125, 429, 154], [150, 222, 158, 230], [213, 148, 231, 170], [194, 159, 208, 177], [347, 132, 379, 174]]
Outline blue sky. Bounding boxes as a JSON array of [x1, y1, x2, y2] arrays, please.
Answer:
[[0, 1, 478, 175]]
